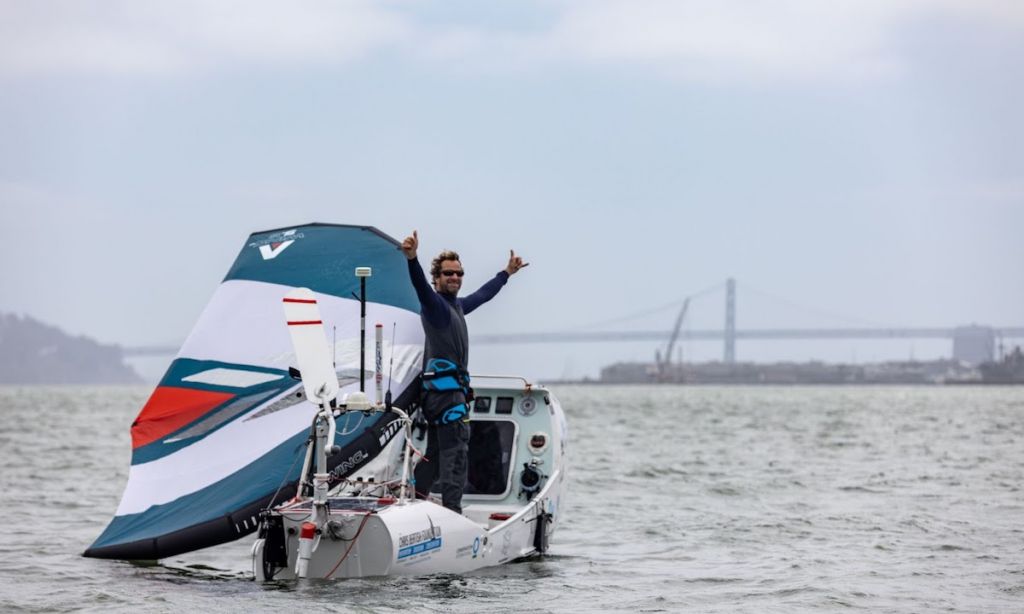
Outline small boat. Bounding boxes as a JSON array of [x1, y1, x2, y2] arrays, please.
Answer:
[[253, 374, 567, 579], [84, 223, 567, 579]]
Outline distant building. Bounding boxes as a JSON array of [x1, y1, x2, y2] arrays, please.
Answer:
[[952, 325, 995, 365], [600, 362, 657, 384], [598, 358, 976, 385]]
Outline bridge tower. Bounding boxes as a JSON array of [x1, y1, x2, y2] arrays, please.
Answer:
[[724, 278, 736, 363]]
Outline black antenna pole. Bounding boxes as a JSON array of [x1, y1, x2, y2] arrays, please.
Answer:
[[360, 275, 366, 392], [355, 267, 372, 393], [385, 321, 396, 408]]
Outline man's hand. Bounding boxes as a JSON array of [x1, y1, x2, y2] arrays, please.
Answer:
[[401, 230, 418, 260], [505, 249, 529, 275]]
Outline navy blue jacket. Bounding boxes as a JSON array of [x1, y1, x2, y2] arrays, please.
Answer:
[[407, 257, 508, 372]]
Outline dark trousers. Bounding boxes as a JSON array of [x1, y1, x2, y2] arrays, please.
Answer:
[[414, 420, 470, 514]]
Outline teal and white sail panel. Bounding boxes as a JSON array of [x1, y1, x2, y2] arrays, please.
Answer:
[[85, 224, 423, 560]]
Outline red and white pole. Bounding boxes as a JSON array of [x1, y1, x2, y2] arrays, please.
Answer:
[[296, 521, 317, 578]]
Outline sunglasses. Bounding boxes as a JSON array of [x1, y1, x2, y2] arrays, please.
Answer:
[[441, 270, 465, 278]]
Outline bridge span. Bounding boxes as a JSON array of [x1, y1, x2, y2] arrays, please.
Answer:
[[474, 326, 1024, 366], [125, 325, 1024, 365], [473, 327, 1024, 343]]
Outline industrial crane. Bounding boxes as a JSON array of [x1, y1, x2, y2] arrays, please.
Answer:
[[655, 297, 690, 382]]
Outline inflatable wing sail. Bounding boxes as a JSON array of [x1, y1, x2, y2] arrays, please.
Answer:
[[85, 224, 424, 560]]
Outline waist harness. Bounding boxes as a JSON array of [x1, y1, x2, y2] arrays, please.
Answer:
[[422, 358, 472, 424]]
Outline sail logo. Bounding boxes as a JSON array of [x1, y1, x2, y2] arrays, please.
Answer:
[[378, 419, 404, 448], [249, 230, 305, 260], [334, 449, 369, 475]]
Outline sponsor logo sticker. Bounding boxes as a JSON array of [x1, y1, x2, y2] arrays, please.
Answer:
[[397, 522, 442, 561], [398, 537, 441, 560]]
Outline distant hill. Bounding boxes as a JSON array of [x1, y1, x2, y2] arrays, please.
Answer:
[[0, 313, 142, 384]]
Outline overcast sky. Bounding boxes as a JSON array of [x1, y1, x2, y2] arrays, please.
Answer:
[[1, 0, 1022, 380]]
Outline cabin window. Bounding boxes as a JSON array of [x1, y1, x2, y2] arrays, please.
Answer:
[[495, 396, 514, 414], [473, 397, 491, 413], [466, 420, 517, 496]]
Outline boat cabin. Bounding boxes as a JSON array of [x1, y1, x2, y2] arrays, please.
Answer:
[[420, 378, 565, 529]]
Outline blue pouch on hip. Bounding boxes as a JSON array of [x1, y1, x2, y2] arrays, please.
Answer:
[[438, 402, 469, 424], [422, 358, 469, 392]]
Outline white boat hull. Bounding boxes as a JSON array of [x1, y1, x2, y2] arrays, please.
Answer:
[[253, 379, 567, 580], [254, 483, 559, 580]]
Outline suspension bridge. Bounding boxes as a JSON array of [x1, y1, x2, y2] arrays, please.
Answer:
[[124, 278, 1024, 366]]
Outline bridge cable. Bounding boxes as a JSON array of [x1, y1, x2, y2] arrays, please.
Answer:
[[568, 280, 725, 331], [739, 282, 897, 328]]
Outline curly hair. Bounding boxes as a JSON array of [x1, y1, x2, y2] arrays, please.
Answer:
[[430, 250, 462, 279]]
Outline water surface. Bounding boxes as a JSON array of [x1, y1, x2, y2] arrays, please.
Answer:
[[1, 385, 1022, 612]]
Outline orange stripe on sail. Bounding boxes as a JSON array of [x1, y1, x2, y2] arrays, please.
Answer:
[[131, 386, 234, 449]]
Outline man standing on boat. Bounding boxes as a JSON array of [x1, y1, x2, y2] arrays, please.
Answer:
[[400, 230, 528, 514]]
